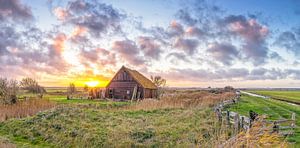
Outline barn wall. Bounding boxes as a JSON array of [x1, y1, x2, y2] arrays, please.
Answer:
[[144, 89, 157, 98], [106, 69, 143, 99]]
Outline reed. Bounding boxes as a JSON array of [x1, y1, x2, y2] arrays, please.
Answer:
[[0, 99, 56, 122], [127, 90, 236, 110]]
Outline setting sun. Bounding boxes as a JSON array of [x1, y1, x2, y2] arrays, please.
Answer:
[[85, 81, 100, 87]]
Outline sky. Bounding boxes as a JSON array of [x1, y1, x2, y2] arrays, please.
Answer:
[[0, 0, 300, 88]]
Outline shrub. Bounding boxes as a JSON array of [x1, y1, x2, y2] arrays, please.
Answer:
[[0, 78, 19, 105], [20, 77, 46, 95]]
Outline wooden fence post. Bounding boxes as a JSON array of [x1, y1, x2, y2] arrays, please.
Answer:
[[291, 113, 296, 131], [234, 113, 240, 134], [226, 110, 230, 126], [216, 108, 222, 122], [273, 121, 279, 133], [241, 116, 244, 130]]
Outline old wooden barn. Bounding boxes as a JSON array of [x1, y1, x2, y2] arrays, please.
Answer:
[[105, 66, 157, 100]]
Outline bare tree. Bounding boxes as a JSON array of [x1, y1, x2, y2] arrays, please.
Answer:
[[151, 76, 167, 99], [0, 78, 19, 105], [20, 77, 46, 95], [67, 83, 76, 100]]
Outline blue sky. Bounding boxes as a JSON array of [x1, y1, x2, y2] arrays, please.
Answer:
[[0, 0, 300, 87]]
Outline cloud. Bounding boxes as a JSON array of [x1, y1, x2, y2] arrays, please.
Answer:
[[0, 25, 20, 55], [137, 36, 161, 59], [52, 0, 126, 37], [222, 15, 269, 65], [185, 26, 205, 38], [167, 52, 191, 63], [51, 33, 67, 56], [207, 42, 239, 66], [112, 40, 145, 65], [269, 52, 284, 62], [173, 38, 199, 55], [0, 0, 33, 21], [164, 68, 249, 81], [163, 67, 300, 82], [53, 7, 68, 20], [176, 9, 197, 26], [80, 48, 116, 66], [0, 25, 71, 78], [168, 21, 184, 37], [275, 30, 300, 57]]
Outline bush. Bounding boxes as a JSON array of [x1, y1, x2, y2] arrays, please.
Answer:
[[20, 77, 46, 94], [0, 78, 19, 105]]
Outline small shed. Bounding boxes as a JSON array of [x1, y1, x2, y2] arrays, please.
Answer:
[[105, 66, 157, 100]]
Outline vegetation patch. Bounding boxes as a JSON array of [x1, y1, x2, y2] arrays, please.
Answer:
[[226, 94, 300, 145], [0, 90, 238, 147], [249, 90, 300, 104]]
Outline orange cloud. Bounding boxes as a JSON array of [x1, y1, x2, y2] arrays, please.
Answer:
[[53, 33, 67, 54], [71, 26, 87, 38], [53, 7, 68, 20]]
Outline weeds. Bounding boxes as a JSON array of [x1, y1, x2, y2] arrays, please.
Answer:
[[127, 90, 235, 110], [223, 117, 289, 147], [0, 99, 56, 122]]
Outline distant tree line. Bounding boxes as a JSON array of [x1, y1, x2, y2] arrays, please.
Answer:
[[0, 77, 46, 105]]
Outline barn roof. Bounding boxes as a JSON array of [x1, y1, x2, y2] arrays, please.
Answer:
[[122, 66, 157, 89], [107, 66, 157, 89]]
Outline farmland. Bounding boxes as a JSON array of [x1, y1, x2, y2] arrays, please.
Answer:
[[249, 90, 300, 104], [0, 89, 237, 147], [226, 94, 300, 145], [0, 88, 298, 147]]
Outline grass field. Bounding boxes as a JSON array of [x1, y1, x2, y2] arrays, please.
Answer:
[[0, 90, 237, 147], [249, 90, 300, 104], [226, 94, 300, 145]]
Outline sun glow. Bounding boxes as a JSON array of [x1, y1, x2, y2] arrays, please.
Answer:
[[85, 81, 100, 87]]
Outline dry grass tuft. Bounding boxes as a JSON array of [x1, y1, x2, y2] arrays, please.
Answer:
[[223, 117, 288, 148], [0, 137, 16, 148], [126, 90, 236, 110], [0, 99, 56, 122]]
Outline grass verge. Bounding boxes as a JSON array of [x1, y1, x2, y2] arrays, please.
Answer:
[[249, 90, 300, 104], [226, 94, 300, 145]]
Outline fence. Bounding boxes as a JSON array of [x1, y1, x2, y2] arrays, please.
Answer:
[[265, 113, 296, 136], [214, 95, 296, 136]]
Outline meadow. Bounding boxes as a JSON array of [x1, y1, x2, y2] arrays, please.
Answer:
[[0, 89, 238, 147], [249, 90, 300, 104], [226, 94, 300, 145]]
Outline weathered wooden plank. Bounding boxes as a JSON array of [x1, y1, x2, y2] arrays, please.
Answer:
[[279, 126, 294, 130], [274, 119, 295, 123], [229, 112, 237, 117], [279, 131, 294, 135]]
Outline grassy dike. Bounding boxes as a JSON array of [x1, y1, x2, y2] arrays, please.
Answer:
[[226, 94, 300, 145], [0, 104, 224, 147], [249, 90, 300, 104]]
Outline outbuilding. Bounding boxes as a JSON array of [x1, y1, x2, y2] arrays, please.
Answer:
[[105, 66, 157, 100]]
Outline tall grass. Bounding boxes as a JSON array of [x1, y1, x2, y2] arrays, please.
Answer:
[[0, 137, 15, 148], [222, 117, 288, 147], [127, 90, 236, 110], [0, 99, 56, 122]]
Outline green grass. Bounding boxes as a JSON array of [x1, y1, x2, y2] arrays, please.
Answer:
[[227, 94, 300, 145], [249, 90, 300, 104], [0, 105, 223, 147], [18, 91, 113, 105]]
